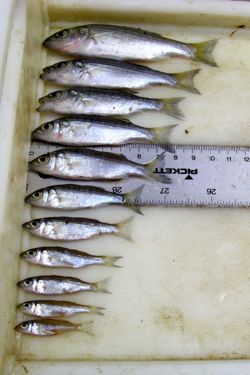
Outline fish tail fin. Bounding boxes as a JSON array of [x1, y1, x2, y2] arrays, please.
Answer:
[[151, 124, 177, 144], [103, 255, 123, 268], [146, 152, 172, 184], [175, 69, 201, 94], [124, 185, 145, 215], [94, 278, 111, 294], [116, 216, 134, 242], [191, 39, 219, 67], [161, 97, 185, 119], [88, 306, 106, 316], [78, 320, 94, 336]]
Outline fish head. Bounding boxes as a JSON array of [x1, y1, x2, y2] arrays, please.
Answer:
[[40, 61, 77, 82], [17, 301, 37, 315], [22, 218, 47, 237], [15, 320, 34, 334], [29, 152, 56, 174], [20, 248, 41, 264], [37, 90, 67, 112], [32, 120, 56, 142], [43, 26, 89, 55], [17, 277, 37, 293], [32, 119, 70, 142], [25, 188, 49, 207]]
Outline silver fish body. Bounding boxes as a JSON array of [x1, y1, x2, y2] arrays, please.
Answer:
[[20, 246, 122, 268], [22, 216, 133, 241], [18, 300, 104, 317], [28, 148, 170, 184], [25, 184, 124, 209], [42, 24, 217, 66], [37, 88, 184, 119], [17, 275, 109, 295], [25, 184, 144, 212], [15, 319, 92, 336], [40, 58, 200, 93], [32, 116, 175, 146]]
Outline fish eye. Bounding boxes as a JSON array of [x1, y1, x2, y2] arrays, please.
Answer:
[[42, 122, 53, 132], [53, 62, 66, 70], [23, 302, 32, 309], [54, 30, 69, 39], [23, 279, 32, 287], [32, 191, 43, 199], [20, 322, 29, 330], [30, 220, 40, 229], [48, 91, 62, 99], [27, 250, 37, 257], [38, 155, 49, 164]]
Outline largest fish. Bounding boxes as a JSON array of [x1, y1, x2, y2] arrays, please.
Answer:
[[43, 24, 218, 66]]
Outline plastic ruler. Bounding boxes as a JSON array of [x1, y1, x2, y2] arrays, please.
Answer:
[[27, 142, 250, 208]]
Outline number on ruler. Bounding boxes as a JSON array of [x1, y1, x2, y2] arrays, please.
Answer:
[[112, 186, 122, 194], [160, 188, 170, 195], [207, 188, 216, 195]]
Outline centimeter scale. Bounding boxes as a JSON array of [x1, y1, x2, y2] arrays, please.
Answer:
[[27, 142, 250, 208]]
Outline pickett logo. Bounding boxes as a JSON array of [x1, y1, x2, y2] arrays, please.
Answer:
[[154, 167, 198, 180], [154, 168, 198, 175]]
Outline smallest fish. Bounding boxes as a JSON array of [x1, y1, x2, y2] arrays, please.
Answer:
[[15, 319, 93, 336], [17, 300, 105, 318], [20, 246, 122, 269], [25, 184, 144, 214]]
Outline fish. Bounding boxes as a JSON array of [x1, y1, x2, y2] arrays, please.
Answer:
[[32, 116, 177, 146], [20, 246, 122, 268], [17, 300, 105, 317], [37, 88, 184, 119], [22, 216, 133, 241], [42, 24, 218, 66], [15, 319, 93, 336], [17, 275, 110, 295], [28, 148, 171, 184], [40, 58, 200, 93], [25, 184, 144, 214]]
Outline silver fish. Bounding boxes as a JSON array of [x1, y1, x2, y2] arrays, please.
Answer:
[[25, 184, 143, 214], [22, 216, 133, 241], [40, 58, 200, 93], [17, 300, 105, 317], [37, 88, 184, 119], [20, 246, 122, 268], [32, 116, 176, 146], [17, 275, 109, 295], [28, 148, 171, 184], [15, 319, 93, 336], [42, 24, 218, 66]]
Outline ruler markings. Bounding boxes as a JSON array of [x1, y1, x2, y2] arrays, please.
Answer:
[[27, 142, 250, 208]]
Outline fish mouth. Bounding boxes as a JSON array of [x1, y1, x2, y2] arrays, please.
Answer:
[[17, 281, 23, 288], [40, 73, 45, 79], [42, 38, 51, 48], [36, 105, 43, 112], [22, 222, 31, 230], [38, 96, 46, 104], [31, 129, 38, 140], [24, 194, 31, 203]]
